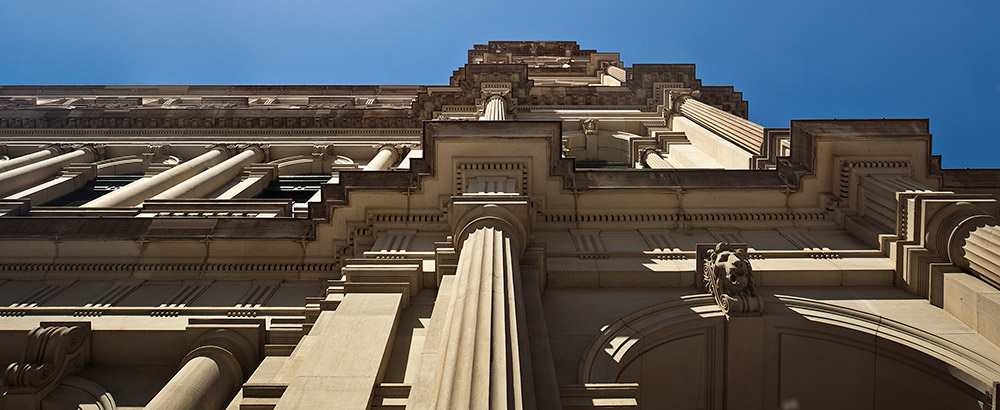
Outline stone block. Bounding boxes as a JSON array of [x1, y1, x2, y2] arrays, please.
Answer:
[[978, 293, 1000, 347], [943, 272, 998, 331]]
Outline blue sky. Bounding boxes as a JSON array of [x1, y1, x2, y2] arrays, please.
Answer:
[[1, 0, 997, 168]]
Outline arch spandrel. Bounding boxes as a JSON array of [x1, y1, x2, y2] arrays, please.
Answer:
[[578, 293, 1000, 409]]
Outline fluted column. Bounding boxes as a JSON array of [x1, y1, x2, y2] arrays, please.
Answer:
[[0, 146, 98, 197], [641, 148, 673, 169], [431, 224, 534, 410], [363, 145, 400, 171], [955, 224, 1000, 288], [146, 330, 253, 410], [152, 146, 265, 200], [675, 95, 764, 154], [481, 95, 508, 121], [0, 146, 63, 173], [81, 146, 230, 208]]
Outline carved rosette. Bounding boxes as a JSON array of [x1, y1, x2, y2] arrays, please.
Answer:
[[3, 325, 90, 394], [700, 243, 762, 316]]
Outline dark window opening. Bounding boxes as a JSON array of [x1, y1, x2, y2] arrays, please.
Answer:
[[255, 176, 330, 203]]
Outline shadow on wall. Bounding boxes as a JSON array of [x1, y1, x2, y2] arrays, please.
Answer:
[[579, 294, 998, 410]]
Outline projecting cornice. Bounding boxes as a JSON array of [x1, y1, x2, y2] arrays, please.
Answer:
[[315, 120, 796, 218]]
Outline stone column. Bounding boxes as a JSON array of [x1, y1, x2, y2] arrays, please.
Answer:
[[953, 223, 1000, 288], [0, 146, 63, 173], [363, 145, 401, 171], [430, 222, 535, 410], [481, 95, 508, 121], [674, 93, 764, 154], [0, 146, 99, 197], [81, 146, 230, 208], [641, 148, 673, 169], [146, 330, 254, 410], [5, 164, 96, 205], [152, 145, 265, 200], [917, 199, 1000, 296]]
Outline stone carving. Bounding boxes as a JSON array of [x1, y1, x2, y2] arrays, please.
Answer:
[[701, 243, 761, 316], [668, 89, 701, 114], [581, 118, 599, 135], [3, 325, 91, 407]]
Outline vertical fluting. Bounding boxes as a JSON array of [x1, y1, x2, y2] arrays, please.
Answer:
[[433, 226, 533, 410], [481, 96, 508, 121], [677, 97, 764, 154], [641, 149, 673, 169], [0, 147, 97, 197], [81, 147, 230, 207], [960, 224, 1000, 287]]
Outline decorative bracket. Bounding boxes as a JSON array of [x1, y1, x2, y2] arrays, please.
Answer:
[[697, 243, 761, 317], [2, 323, 92, 409]]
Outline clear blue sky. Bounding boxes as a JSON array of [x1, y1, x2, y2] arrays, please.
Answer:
[[2, 0, 997, 168]]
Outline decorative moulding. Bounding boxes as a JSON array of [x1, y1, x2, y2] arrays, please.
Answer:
[[2, 323, 92, 410]]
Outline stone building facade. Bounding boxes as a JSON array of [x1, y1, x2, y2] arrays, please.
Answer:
[[0, 41, 999, 409]]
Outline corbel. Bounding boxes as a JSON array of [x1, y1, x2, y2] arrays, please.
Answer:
[[2, 323, 93, 410], [697, 243, 761, 317]]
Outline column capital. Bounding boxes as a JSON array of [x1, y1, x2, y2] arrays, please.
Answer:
[[640, 147, 663, 168], [206, 143, 237, 157], [43, 144, 71, 154], [75, 143, 105, 161], [898, 192, 1000, 299], [182, 328, 256, 382], [668, 89, 701, 114], [245, 143, 270, 162], [372, 143, 403, 157], [925, 200, 1000, 263], [452, 200, 529, 256]]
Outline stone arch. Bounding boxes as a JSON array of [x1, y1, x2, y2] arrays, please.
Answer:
[[579, 294, 1000, 409], [42, 376, 116, 410], [95, 155, 145, 175], [268, 154, 355, 175]]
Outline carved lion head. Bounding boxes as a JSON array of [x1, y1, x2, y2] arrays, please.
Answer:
[[705, 243, 755, 296]]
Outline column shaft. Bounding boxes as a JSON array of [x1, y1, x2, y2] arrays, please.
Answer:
[[363, 146, 400, 171], [82, 147, 229, 208], [642, 150, 673, 169], [0, 148, 96, 197], [153, 147, 263, 200], [5, 165, 94, 205], [432, 226, 534, 410], [677, 97, 764, 154], [959, 224, 1000, 288], [481, 96, 508, 121], [145, 352, 241, 410], [0, 147, 61, 173]]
